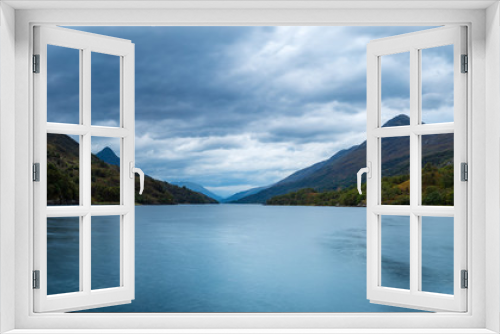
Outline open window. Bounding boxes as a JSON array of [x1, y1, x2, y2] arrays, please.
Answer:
[[31, 23, 468, 316], [1, 0, 495, 330], [364, 26, 467, 312], [33, 26, 140, 312]]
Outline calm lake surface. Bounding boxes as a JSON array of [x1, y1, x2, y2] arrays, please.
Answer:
[[47, 204, 454, 312]]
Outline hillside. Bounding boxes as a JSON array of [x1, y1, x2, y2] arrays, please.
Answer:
[[171, 181, 223, 202], [46, 134, 80, 205], [236, 115, 453, 204], [47, 134, 218, 205], [266, 162, 453, 207], [233, 141, 365, 204], [136, 175, 219, 205], [223, 185, 272, 202]]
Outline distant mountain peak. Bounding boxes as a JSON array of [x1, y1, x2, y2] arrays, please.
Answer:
[[382, 114, 410, 127], [100, 146, 115, 154], [96, 146, 120, 166]]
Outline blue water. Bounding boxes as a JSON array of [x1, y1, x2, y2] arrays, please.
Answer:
[[47, 205, 454, 312]]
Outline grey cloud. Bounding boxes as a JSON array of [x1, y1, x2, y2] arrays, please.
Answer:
[[51, 26, 450, 197], [47, 45, 80, 124]]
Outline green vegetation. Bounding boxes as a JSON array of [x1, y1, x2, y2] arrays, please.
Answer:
[[47, 134, 80, 205], [421, 162, 454, 206], [266, 187, 366, 207], [90, 155, 121, 204], [47, 134, 218, 205], [134, 176, 218, 205], [266, 163, 453, 207]]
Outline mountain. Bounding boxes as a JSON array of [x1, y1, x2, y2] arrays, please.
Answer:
[[224, 185, 273, 203], [96, 147, 120, 166], [234, 142, 365, 204], [137, 175, 218, 205], [236, 114, 453, 204], [171, 181, 223, 202], [47, 134, 218, 205]]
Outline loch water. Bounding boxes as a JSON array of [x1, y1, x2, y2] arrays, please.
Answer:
[[47, 204, 454, 312]]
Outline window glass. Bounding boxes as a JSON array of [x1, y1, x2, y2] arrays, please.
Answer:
[[381, 215, 410, 290], [421, 45, 454, 124], [421, 216, 454, 294], [47, 45, 80, 124], [47, 134, 80, 206], [421, 134, 454, 206], [381, 52, 410, 126], [91, 52, 121, 127], [47, 217, 80, 295], [91, 137, 121, 205], [92, 215, 121, 290], [381, 136, 410, 205]]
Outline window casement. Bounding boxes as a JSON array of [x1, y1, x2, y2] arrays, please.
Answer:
[[33, 26, 142, 312], [364, 26, 468, 312], [3, 3, 497, 333]]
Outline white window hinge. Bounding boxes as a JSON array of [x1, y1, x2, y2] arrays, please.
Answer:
[[461, 54, 468, 73], [461, 162, 468, 182], [33, 54, 40, 73], [33, 163, 40, 182], [33, 270, 40, 289], [461, 269, 468, 289]]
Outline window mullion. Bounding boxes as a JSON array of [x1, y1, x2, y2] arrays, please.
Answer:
[[78, 49, 85, 294], [409, 47, 420, 294], [82, 48, 92, 294], [374, 124, 454, 138], [82, 48, 91, 207], [82, 214, 91, 293], [372, 126, 411, 138], [413, 123, 454, 135], [410, 213, 420, 293], [46, 123, 88, 135]]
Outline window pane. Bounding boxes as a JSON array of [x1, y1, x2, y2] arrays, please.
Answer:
[[91, 215, 121, 290], [91, 52, 121, 127], [421, 216, 454, 294], [381, 136, 410, 205], [421, 134, 454, 206], [91, 137, 121, 205], [421, 45, 454, 124], [47, 45, 80, 124], [47, 133, 80, 206], [47, 217, 80, 295], [381, 215, 410, 290], [381, 52, 410, 126]]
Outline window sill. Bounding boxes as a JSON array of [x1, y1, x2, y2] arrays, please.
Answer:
[[4, 329, 497, 334]]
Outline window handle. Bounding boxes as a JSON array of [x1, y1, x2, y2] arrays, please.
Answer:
[[357, 162, 371, 195], [129, 162, 145, 195]]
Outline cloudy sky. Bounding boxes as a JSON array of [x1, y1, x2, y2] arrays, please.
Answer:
[[48, 26, 454, 197]]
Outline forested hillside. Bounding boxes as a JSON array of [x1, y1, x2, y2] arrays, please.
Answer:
[[47, 134, 218, 205], [266, 163, 453, 206]]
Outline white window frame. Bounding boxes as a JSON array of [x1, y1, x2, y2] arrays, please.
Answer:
[[1, 2, 499, 333]]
